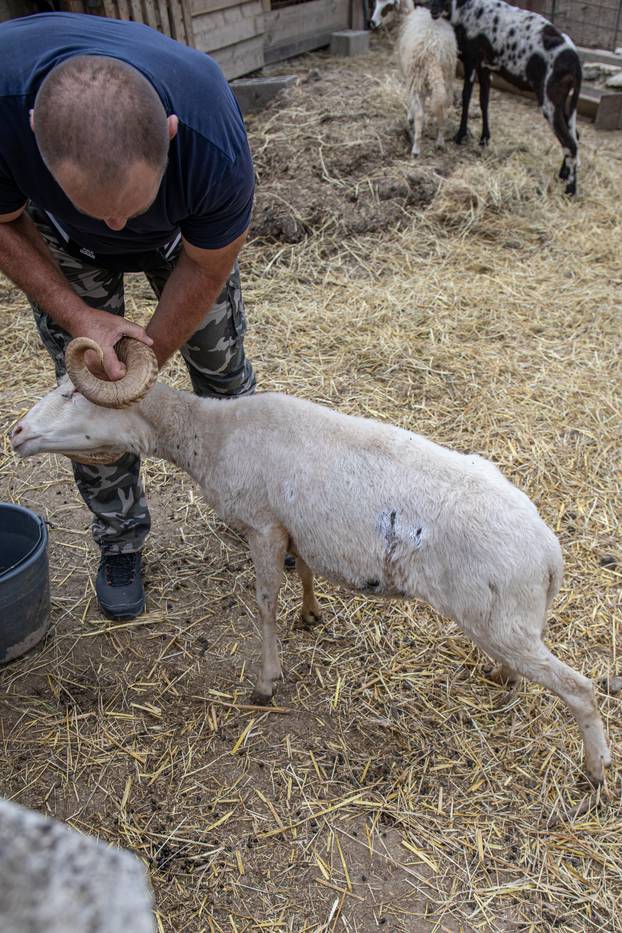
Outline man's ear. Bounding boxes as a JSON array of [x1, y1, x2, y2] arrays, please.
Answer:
[[167, 115, 179, 141], [29, 108, 35, 131]]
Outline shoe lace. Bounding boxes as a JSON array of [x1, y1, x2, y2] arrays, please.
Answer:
[[105, 553, 137, 587]]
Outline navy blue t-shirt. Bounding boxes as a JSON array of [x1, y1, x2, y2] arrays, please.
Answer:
[[0, 13, 254, 254]]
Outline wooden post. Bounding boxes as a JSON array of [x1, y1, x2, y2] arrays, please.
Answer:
[[350, 0, 365, 30], [178, 0, 196, 44], [614, 0, 621, 50]]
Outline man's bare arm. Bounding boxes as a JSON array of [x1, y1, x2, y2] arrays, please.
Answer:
[[0, 208, 152, 379], [145, 230, 248, 369]]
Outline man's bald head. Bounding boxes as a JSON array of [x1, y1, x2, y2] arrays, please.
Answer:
[[33, 55, 169, 195]]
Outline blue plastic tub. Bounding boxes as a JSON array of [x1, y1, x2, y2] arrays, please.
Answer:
[[0, 504, 50, 662]]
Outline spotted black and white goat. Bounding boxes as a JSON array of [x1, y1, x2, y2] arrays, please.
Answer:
[[370, 0, 458, 156], [430, 0, 582, 194]]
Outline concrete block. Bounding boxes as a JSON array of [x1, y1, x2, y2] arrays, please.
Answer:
[[0, 798, 155, 933], [595, 92, 622, 130], [230, 75, 297, 115], [330, 30, 370, 58]]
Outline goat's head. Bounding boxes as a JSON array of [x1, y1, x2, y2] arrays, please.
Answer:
[[368, 0, 401, 29], [10, 337, 158, 464], [430, 0, 452, 19]]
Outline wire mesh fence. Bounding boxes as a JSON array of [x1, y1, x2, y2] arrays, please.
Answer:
[[545, 0, 622, 50], [267, 0, 622, 50]]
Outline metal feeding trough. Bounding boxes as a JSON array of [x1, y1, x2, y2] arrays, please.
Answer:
[[0, 503, 51, 663]]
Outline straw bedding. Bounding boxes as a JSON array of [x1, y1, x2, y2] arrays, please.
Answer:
[[0, 37, 620, 932]]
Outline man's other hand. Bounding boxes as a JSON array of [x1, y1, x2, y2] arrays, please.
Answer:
[[73, 309, 154, 381]]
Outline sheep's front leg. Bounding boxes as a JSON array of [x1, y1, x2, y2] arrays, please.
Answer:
[[247, 525, 289, 704], [297, 555, 323, 626]]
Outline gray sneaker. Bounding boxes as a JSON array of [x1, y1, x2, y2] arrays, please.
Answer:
[[96, 552, 145, 621]]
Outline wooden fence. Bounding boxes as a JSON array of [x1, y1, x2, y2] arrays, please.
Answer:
[[192, 0, 265, 77], [0, 0, 363, 79], [100, 0, 194, 46], [0, 0, 358, 77], [5, 0, 618, 80]]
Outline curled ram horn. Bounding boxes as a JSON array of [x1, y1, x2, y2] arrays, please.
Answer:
[[65, 337, 158, 409]]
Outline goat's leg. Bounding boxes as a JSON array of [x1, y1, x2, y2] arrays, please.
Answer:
[[481, 630, 610, 785], [477, 66, 491, 146], [554, 106, 578, 194], [455, 63, 476, 144], [297, 556, 323, 626], [561, 107, 579, 195], [247, 525, 289, 704], [543, 91, 579, 196], [410, 93, 424, 158]]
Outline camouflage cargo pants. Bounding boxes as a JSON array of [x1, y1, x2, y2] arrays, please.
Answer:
[[28, 208, 256, 555]]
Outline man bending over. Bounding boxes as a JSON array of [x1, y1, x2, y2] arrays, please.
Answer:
[[0, 13, 255, 619]]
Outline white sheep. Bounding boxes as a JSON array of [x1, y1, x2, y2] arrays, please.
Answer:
[[370, 0, 458, 156], [10, 338, 611, 785]]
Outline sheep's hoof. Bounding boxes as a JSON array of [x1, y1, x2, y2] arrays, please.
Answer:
[[584, 741, 612, 785], [559, 162, 570, 180], [300, 608, 323, 627], [250, 687, 274, 706], [584, 760, 608, 788], [479, 136, 490, 148], [564, 181, 577, 197], [454, 133, 468, 146], [484, 663, 518, 688]]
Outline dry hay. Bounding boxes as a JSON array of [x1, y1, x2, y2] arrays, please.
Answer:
[[1, 37, 621, 933]]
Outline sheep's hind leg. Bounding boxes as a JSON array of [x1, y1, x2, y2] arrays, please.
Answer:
[[410, 94, 424, 158], [484, 632, 611, 785], [297, 556, 322, 626], [477, 66, 491, 146], [247, 525, 289, 704], [431, 81, 448, 149]]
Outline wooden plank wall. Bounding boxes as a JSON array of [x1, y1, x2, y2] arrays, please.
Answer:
[[0, 0, 358, 81], [264, 0, 350, 63], [100, 0, 195, 46], [0, 0, 36, 20], [191, 0, 351, 79], [191, 0, 265, 78]]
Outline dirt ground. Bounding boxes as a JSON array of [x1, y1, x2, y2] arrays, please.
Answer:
[[1, 36, 621, 933]]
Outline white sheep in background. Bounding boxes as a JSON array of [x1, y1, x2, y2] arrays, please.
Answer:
[[370, 0, 458, 156], [10, 338, 611, 786]]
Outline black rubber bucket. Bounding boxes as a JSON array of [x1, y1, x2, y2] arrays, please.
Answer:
[[0, 504, 51, 663]]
